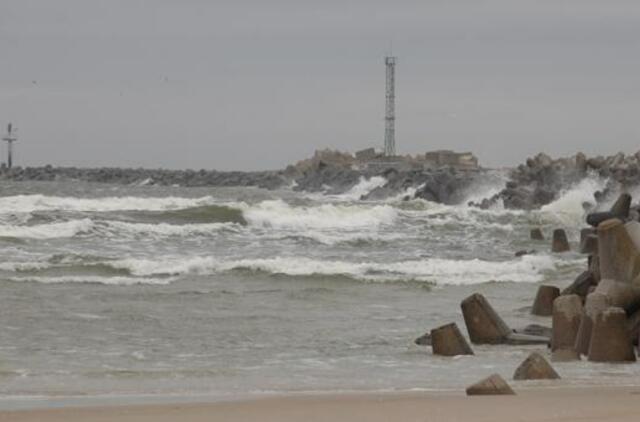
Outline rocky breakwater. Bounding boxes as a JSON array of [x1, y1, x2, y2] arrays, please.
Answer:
[[289, 149, 492, 204], [0, 165, 289, 189], [475, 151, 640, 210], [415, 193, 640, 394]]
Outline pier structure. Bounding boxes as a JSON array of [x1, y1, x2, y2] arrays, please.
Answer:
[[2, 123, 17, 169], [384, 56, 396, 157]]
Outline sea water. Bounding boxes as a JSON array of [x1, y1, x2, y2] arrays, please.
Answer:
[[0, 177, 638, 407]]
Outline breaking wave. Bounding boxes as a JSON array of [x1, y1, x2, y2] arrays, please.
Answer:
[[340, 176, 387, 200], [241, 200, 397, 230], [539, 176, 608, 225], [106, 254, 561, 285], [0, 219, 94, 239], [0, 219, 240, 239], [5, 275, 173, 286], [0, 194, 220, 213]]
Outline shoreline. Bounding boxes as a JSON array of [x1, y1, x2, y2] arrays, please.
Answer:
[[1, 386, 638, 422]]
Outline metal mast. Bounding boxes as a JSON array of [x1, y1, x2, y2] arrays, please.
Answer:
[[2, 123, 17, 169], [384, 56, 396, 156]]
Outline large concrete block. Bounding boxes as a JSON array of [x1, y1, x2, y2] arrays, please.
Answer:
[[610, 193, 632, 218], [466, 374, 515, 396], [588, 307, 637, 362], [561, 271, 596, 298], [513, 352, 560, 380], [531, 285, 560, 316], [460, 293, 512, 344], [594, 279, 640, 311], [430, 323, 474, 356], [580, 235, 598, 255], [585, 194, 631, 227], [586, 211, 620, 227], [574, 292, 609, 356], [597, 219, 640, 284], [589, 255, 601, 282], [551, 295, 583, 352], [530, 228, 544, 240], [551, 229, 570, 253], [627, 309, 640, 346]]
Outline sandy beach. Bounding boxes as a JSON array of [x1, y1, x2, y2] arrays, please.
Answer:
[[0, 387, 638, 422]]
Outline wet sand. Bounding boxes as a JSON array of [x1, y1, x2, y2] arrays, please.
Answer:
[[0, 387, 638, 422]]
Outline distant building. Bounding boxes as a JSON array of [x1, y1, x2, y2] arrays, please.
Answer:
[[423, 150, 478, 169], [355, 147, 379, 161]]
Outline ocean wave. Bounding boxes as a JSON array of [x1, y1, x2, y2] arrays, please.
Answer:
[[127, 204, 246, 225], [4, 275, 173, 285], [538, 175, 607, 225], [241, 200, 397, 230], [101, 220, 241, 237], [0, 194, 220, 213], [107, 254, 562, 285], [0, 219, 94, 239], [0, 218, 241, 240], [339, 176, 387, 200]]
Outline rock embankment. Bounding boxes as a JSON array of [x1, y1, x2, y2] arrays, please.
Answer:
[[475, 151, 640, 210], [0, 165, 288, 189]]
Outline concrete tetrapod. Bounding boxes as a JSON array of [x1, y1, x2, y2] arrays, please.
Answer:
[[597, 219, 640, 284], [610, 193, 632, 218], [513, 352, 560, 380], [551, 229, 570, 253], [460, 293, 548, 345], [594, 279, 640, 312], [588, 307, 637, 363], [461, 293, 512, 344], [531, 285, 560, 316], [551, 294, 583, 361], [466, 374, 516, 396], [430, 323, 474, 357], [574, 292, 609, 356], [580, 234, 598, 255], [561, 271, 596, 299], [530, 228, 544, 240]]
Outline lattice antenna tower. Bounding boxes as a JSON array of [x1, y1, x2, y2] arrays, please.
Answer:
[[384, 55, 396, 156], [2, 123, 17, 169]]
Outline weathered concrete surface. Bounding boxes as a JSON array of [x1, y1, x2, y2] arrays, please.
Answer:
[[594, 279, 640, 311], [561, 271, 597, 298], [551, 295, 583, 354], [588, 307, 637, 362], [610, 193, 632, 218], [531, 285, 560, 316], [466, 374, 516, 396], [530, 228, 544, 240], [597, 219, 640, 285], [580, 234, 598, 255], [574, 292, 610, 356], [513, 352, 560, 380], [551, 229, 570, 253], [430, 323, 474, 356], [460, 293, 512, 344]]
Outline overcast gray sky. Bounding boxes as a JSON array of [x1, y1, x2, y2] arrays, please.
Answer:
[[1, 0, 639, 170]]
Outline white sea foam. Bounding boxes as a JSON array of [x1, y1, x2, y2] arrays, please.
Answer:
[[241, 200, 397, 230], [340, 176, 387, 200], [0, 219, 94, 239], [109, 254, 562, 285], [6, 275, 173, 285], [0, 194, 218, 213], [103, 220, 240, 237], [539, 176, 608, 224]]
